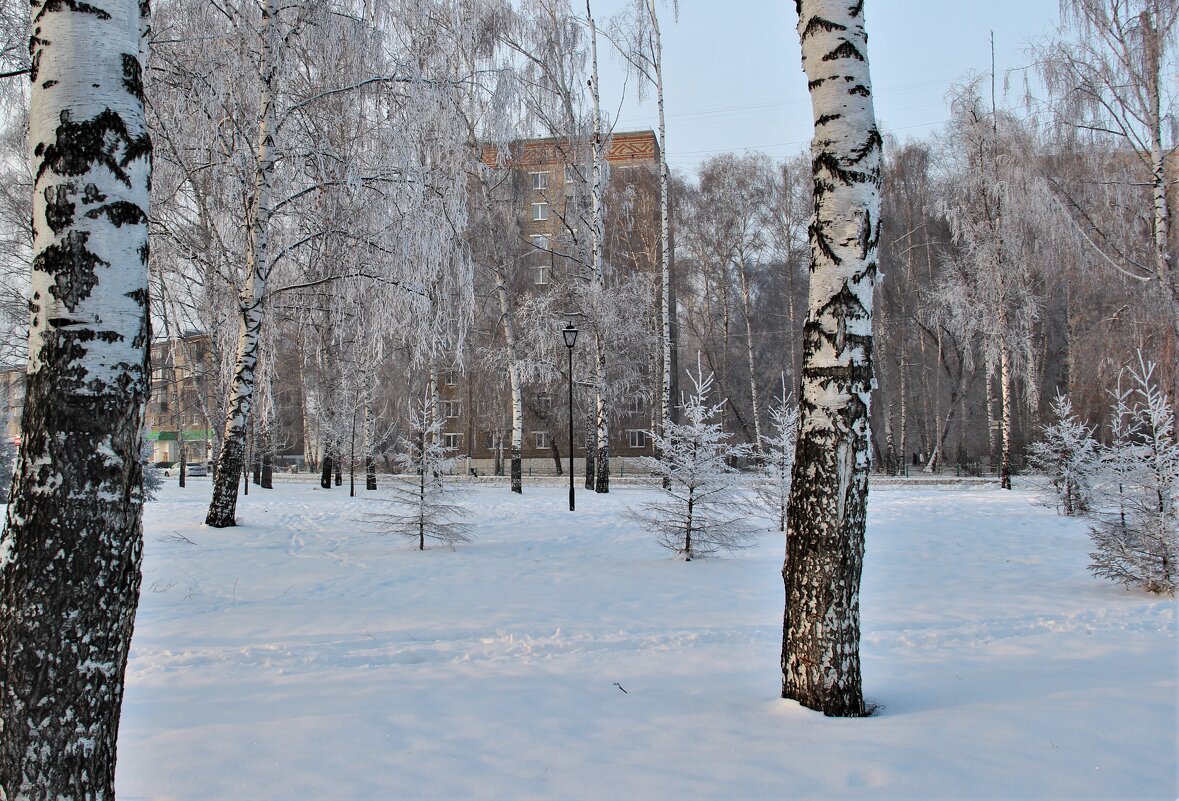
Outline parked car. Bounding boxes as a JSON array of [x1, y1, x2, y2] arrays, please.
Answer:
[[186, 461, 210, 477], [155, 461, 178, 477]]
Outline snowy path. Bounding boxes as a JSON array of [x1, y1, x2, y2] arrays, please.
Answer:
[[116, 480, 1177, 800]]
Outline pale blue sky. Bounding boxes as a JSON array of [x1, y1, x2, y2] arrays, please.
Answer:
[[594, 0, 1063, 175]]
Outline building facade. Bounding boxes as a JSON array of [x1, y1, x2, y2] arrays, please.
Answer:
[[442, 130, 670, 476], [146, 333, 218, 466]]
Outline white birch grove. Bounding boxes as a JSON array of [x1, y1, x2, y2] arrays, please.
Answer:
[[147, 0, 476, 524], [608, 0, 678, 446], [1038, 0, 1178, 411], [585, 0, 612, 492], [0, 0, 152, 795], [937, 82, 1055, 488], [781, 0, 881, 718]]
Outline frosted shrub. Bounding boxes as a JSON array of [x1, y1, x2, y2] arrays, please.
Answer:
[[1027, 393, 1099, 516], [0, 421, 14, 499], [370, 399, 471, 551], [628, 365, 754, 560], [1087, 357, 1178, 595], [142, 436, 163, 501], [757, 390, 798, 532]]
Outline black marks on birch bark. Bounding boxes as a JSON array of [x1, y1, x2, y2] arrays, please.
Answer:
[[849, 127, 882, 166], [82, 183, 106, 204], [814, 151, 869, 187], [801, 15, 846, 40], [36, 0, 113, 22], [85, 200, 148, 227], [816, 113, 843, 126], [809, 220, 841, 268], [121, 53, 143, 101], [35, 109, 151, 189], [35, 231, 105, 311], [44, 184, 75, 233], [823, 39, 864, 62]]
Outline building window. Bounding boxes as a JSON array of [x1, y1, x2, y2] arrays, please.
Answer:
[[536, 393, 552, 412], [564, 164, 575, 184], [531, 234, 549, 254], [444, 370, 457, 386], [159, 397, 169, 412], [443, 400, 461, 419], [534, 431, 550, 450], [630, 395, 646, 414], [535, 264, 550, 285], [484, 431, 497, 450], [532, 201, 548, 221], [628, 429, 647, 449], [443, 432, 462, 450], [531, 171, 549, 191]]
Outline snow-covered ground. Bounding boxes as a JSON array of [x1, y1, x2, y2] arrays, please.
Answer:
[[116, 479, 1177, 800]]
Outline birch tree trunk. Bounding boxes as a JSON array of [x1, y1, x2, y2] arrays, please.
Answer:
[[999, 339, 1013, 489], [737, 253, 763, 457], [206, 0, 277, 528], [781, 0, 880, 718], [649, 0, 674, 442], [0, 0, 152, 794], [588, 0, 610, 494]]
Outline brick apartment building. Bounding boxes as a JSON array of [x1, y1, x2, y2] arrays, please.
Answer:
[[145, 333, 218, 466], [441, 130, 673, 477]]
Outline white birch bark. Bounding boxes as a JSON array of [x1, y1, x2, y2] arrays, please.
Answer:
[[1, 0, 152, 794], [1000, 338, 1013, 489], [587, 0, 610, 493], [736, 253, 763, 456], [206, 0, 277, 527], [648, 0, 674, 441], [781, 0, 880, 718]]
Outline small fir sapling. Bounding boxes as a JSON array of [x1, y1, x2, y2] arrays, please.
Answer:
[[371, 399, 471, 551], [1087, 355, 1178, 595], [0, 424, 14, 500], [142, 435, 163, 502], [1027, 392, 1099, 516], [628, 362, 755, 560], [757, 380, 799, 532]]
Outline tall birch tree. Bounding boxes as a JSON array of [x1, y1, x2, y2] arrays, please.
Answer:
[[781, 0, 881, 718], [1038, 0, 1178, 405], [609, 0, 678, 446], [0, 0, 152, 795]]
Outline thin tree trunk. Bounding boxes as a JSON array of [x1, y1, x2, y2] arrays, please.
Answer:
[[737, 253, 763, 457], [418, 432, 426, 551], [986, 364, 997, 468], [1000, 340, 1013, 489], [1, 1, 152, 794], [584, 412, 595, 490], [782, 0, 880, 718], [588, 0, 610, 494], [594, 332, 610, 493], [206, 0, 277, 527], [649, 0, 673, 445], [364, 390, 376, 490]]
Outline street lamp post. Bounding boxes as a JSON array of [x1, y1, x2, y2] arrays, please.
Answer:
[[562, 322, 578, 511]]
